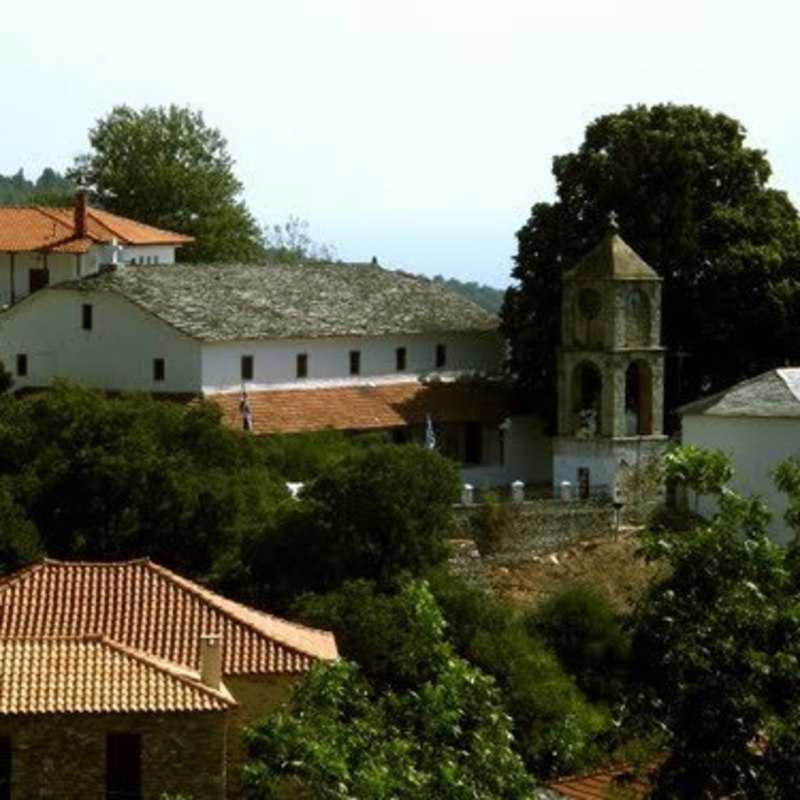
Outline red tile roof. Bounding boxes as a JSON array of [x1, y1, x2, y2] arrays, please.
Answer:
[[0, 206, 193, 253], [547, 768, 650, 799], [0, 559, 337, 675], [212, 380, 508, 435], [0, 635, 234, 715]]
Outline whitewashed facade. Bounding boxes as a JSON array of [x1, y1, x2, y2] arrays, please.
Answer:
[[680, 368, 800, 545]]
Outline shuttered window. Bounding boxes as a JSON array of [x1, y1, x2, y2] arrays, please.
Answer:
[[106, 733, 141, 800]]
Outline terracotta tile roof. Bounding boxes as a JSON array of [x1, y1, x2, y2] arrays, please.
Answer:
[[0, 206, 193, 252], [546, 768, 650, 799], [212, 380, 509, 435], [0, 635, 234, 715], [0, 559, 337, 675]]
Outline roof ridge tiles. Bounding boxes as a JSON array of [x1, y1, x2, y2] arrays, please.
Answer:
[[143, 560, 338, 661]]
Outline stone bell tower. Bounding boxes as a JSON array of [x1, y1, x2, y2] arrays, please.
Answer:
[[552, 214, 667, 496]]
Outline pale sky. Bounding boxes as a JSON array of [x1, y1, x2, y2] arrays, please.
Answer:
[[2, 0, 798, 287]]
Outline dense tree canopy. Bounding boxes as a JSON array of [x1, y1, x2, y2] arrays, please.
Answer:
[[243, 581, 535, 800], [0, 167, 74, 206], [503, 104, 800, 425], [69, 104, 265, 262], [631, 446, 800, 797]]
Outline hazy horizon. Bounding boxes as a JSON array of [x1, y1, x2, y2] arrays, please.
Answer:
[[3, 0, 799, 288]]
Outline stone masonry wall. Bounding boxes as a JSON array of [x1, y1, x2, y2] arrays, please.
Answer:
[[225, 674, 297, 799], [0, 709, 228, 800]]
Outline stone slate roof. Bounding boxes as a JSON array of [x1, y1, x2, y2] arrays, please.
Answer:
[[564, 232, 660, 282], [678, 368, 800, 418], [52, 262, 499, 341]]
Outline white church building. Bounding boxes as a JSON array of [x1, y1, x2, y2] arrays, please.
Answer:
[[0, 196, 666, 493]]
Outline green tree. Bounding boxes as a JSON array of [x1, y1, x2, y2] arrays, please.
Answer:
[[527, 584, 631, 704], [503, 104, 800, 425], [0, 479, 41, 574], [631, 448, 800, 797], [69, 104, 265, 262], [247, 444, 460, 602], [263, 215, 336, 264], [243, 582, 535, 800], [0, 383, 284, 579]]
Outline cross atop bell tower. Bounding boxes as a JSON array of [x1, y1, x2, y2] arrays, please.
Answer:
[[552, 217, 667, 496]]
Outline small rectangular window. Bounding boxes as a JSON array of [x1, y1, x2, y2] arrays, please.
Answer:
[[106, 733, 141, 800], [464, 421, 482, 465], [16, 354, 27, 377], [296, 353, 308, 379], [82, 304, 93, 331], [349, 350, 361, 376], [241, 355, 254, 381], [435, 344, 447, 369], [396, 347, 407, 372], [153, 358, 165, 382], [0, 736, 11, 800], [154, 255, 160, 265]]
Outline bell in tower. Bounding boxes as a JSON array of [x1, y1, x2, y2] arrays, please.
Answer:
[[553, 213, 668, 498]]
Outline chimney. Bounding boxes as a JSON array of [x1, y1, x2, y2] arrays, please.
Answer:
[[74, 189, 88, 239], [199, 633, 223, 690]]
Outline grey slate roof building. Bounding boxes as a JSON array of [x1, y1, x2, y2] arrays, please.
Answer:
[[678, 368, 800, 418], [53, 261, 499, 341]]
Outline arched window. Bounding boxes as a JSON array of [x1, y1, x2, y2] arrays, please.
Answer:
[[625, 289, 651, 347], [625, 360, 653, 435], [571, 361, 603, 436]]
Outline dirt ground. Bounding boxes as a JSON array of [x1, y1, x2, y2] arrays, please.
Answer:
[[487, 528, 665, 612]]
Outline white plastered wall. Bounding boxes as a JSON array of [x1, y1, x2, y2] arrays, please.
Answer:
[[682, 414, 800, 545], [0, 289, 202, 393], [200, 330, 504, 393]]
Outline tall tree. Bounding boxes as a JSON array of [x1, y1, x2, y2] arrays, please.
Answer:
[[503, 104, 800, 425], [630, 446, 800, 797], [69, 104, 265, 262]]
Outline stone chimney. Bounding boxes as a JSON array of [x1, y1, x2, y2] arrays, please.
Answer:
[[199, 633, 223, 690], [74, 189, 88, 238]]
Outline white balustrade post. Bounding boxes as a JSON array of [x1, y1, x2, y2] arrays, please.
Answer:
[[461, 483, 475, 506], [511, 480, 525, 504]]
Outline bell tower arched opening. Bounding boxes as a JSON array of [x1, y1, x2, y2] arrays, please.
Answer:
[[571, 361, 603, 436], [625, 360, 653, 435]]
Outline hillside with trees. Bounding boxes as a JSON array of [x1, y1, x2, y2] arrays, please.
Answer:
[[0, 167, 74, 206]]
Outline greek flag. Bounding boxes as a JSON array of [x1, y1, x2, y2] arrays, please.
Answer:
[[424, 414, 436, 450]]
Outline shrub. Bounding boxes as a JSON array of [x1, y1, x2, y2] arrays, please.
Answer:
[[247, 444, 460, 603], [527, 584, 631, 704], [244, 582, 535, 800], [428, 570, 609, 777], [470, 490, 513, 555]]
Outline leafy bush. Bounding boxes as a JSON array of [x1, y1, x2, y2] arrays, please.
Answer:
[[247, 444, 460, 603], [244, 582, 534, 800], [256, 430, 384, 482], [527, 584, 631, 703], [469, 490, 513, 555], [428, 570, 608, 777], [0, 383, 286, 579], [631, 451, 800, 797]]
